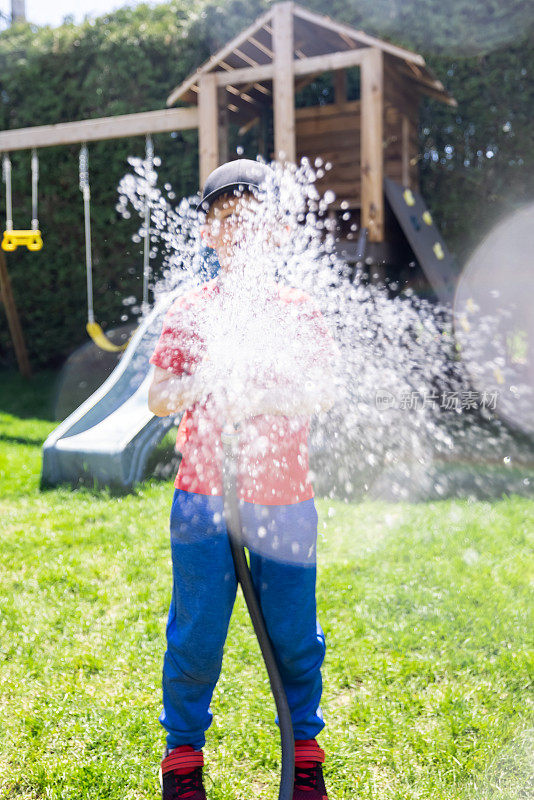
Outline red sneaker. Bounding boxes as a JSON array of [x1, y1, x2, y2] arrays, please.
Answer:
[[293, 739, 328, 800], [159, 745, 206, 800]]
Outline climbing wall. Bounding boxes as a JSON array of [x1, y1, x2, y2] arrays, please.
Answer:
[[384, 177, 456, 305]]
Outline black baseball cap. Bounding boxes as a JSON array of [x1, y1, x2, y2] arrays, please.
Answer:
[[196, 158, 278, 213]]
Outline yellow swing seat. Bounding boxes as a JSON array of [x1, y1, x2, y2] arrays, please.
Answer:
[[86, 320, 130, 353], [2, 229, 43, 252]]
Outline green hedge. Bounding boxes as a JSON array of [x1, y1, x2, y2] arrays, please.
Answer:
[[0, 1, 207, 369], [0, 0, 532, 368]]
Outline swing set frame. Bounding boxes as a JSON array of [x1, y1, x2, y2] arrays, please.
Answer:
[[0, 106, 198, 372]]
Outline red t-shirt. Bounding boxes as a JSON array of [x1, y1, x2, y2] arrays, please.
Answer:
[[149, 278, 334, 505]]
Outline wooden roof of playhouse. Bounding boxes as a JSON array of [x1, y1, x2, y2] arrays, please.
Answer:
[[165, 2, 456, 244], [167, 2, 454, 108]]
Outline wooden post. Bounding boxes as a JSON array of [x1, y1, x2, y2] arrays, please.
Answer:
[[0, 249, 31, 377], [198, 73, 219, 187], [361, 48, 384, 242], [272, 1, 296, 164], [217, 87, 229, 165]]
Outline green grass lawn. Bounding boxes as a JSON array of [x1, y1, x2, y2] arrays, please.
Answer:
[[0, 370, 533, 799]]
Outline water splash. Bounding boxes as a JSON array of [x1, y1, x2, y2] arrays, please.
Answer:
[[117, 155, 534, 513]]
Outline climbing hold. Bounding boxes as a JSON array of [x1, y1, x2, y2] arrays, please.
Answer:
[[433, 242, 444, 260], [403, 188, 415, 206], [422, 210, 433, 226]]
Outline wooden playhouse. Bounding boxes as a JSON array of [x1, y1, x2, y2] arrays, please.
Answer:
[[165, 1, 458, 302]]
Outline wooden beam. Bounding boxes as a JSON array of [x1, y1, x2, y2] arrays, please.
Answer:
[[252, 83, 272, 97], [166, 6, 275, 106], [214, 46, 370, 87], [385, 55, 456, 108], [223, 87, 265, 121], [408, 80, 458, 107], [0, 107, 198, 152], [233, 47, 260, 67], [294, 46, 368, 75], [216, 63, 272, 86], [338, 31, 358, 50], [360, 48, 384, 242], [405, 60, 445, 91], [292, 3, 426, 66], [273, 1, 296, 164], [225, 84, 257, 105], [248, 35, 273, 59], [0, 249, 31, 377], [397, 62, 457, 106], [234, 82, 272, 102], [198, 73, 219, 188], [217, 87, 229, 164]]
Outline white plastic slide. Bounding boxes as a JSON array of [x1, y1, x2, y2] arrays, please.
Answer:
[[41, 292, 179, 489]]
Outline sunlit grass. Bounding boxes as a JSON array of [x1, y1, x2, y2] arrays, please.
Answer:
[[0, 370, 532, 799]]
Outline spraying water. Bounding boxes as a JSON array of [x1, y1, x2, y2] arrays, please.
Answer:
[[117, 154, 533, 535]]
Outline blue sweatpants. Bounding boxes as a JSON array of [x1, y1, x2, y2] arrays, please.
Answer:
[[160, 489, 326, 751]]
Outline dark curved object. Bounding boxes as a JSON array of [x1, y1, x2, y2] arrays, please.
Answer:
[[221, 429, 295, 800], [197, 158, 279, 212]]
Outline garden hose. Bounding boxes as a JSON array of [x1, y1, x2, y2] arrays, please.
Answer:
[[221, 426, 295, 800]]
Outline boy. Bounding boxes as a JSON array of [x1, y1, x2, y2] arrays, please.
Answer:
[[148, 159, 337, 800]]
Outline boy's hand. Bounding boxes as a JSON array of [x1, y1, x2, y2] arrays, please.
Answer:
[[148, 366, 207, 417]]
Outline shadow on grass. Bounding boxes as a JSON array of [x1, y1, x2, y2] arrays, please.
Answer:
[[0, 433, 46, 446], [0, 369, 57, 421], [39, 480, 135, 498]]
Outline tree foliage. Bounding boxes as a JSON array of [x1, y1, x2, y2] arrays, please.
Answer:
[[0, 0, 532, 368]]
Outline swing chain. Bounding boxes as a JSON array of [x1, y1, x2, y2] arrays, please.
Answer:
[[79, 144, 91, 201], [79, 143, 94, 324], [78, 137, 156, 347], [2, 153, 13, 231], [142, 134, 154, 312], [31, 149, 39, 231]]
